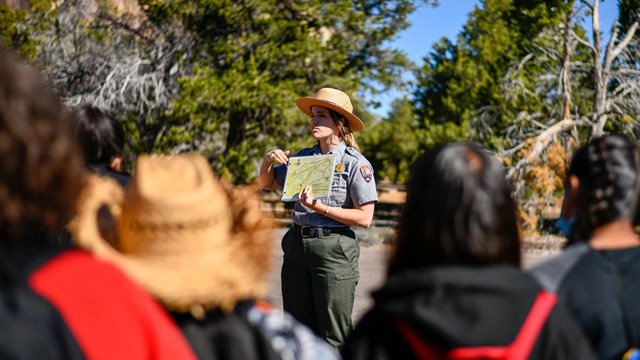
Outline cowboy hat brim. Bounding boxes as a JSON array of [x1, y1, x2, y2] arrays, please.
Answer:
[[68, 173, 274, 313], [296, 97, 365, 132]]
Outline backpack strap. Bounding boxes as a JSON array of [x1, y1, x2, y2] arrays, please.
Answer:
[[393, 291, 557, 360], [605, 252, 640, 353], [393, 316, 447, 359], [503, 291, 557, 359]]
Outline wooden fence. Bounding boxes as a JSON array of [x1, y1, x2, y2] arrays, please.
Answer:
[[260, 185, 405, 227]]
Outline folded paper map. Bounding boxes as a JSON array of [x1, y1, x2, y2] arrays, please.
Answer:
[[281, 154, 336, 202]]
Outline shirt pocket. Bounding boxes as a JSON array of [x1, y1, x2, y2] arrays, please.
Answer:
[[329, 171, 349, 206]]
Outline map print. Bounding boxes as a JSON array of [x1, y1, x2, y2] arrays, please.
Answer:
[[282, 154, 336, 202]]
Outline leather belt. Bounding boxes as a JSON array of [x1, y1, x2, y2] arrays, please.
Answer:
[[293, 224, 350, 238]]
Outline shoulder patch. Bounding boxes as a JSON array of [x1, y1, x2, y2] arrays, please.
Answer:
[[360, 165, 373, 183]]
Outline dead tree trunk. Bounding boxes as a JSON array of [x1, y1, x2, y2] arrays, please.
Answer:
[[588, 0, 639, 137], [590, 0, 608, 137], [562, 9, 574, 121]]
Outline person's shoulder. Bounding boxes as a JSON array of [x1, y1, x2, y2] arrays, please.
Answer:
[[31, 249, 126, 284], [344, 146, 362, 158], [350, 308, 390, 335], [529, 243, 591, 293], [29, 248, 153, 308], [344, 147, 372, 165], [343, 309, 408, 360], [532, 296, 598, 360], [246, 303, 340, 360], [30, 249, 197, 359], [0, 246, 85, 358], [91, 164, 131, 188], [104, 169, 131, 189]]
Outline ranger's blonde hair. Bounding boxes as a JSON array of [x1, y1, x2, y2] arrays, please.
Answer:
[[329, 109, 360, 152]]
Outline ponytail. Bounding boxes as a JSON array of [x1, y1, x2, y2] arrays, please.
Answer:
[[329, 110, 360, 152], [567, 135, 640, 245]]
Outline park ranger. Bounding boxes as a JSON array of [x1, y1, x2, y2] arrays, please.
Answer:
[[259, 87, 378, 348]]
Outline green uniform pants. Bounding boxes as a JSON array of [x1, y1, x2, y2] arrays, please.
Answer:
[[281, 226, 360, 348]]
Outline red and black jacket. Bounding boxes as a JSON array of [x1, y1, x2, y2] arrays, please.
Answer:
[[0, 242, 195, 359], [342, 266, 596, 360]]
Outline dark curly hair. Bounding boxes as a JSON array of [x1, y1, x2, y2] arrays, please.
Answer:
[[567, 135, 640, 244], [389, 142, 521, 274], [0, 49, 85, 241]]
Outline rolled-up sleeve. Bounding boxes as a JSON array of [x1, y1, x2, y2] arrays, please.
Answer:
[[274, 164, 287, 187]]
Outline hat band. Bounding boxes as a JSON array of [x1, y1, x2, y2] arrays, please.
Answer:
[[121, 213, 226, 232], [318, 99, 350, 114]]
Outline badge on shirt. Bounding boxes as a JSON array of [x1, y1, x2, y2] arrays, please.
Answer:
[[335, 163, 345, 173], [360, 165, 373, 183]]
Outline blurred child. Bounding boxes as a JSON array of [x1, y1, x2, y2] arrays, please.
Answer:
[[532, 135, 640, 360], [343, 143, 595, 360], [70, 154, 339, 360], [73, 104, 130, 188], [0, 48, 194, 359]]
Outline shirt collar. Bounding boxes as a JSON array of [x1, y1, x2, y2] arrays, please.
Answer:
[[311, 141, 347, 155], [327, 141, 347, 156]]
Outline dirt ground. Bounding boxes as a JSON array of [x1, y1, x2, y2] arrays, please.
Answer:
[[265, 227, 560, 325]]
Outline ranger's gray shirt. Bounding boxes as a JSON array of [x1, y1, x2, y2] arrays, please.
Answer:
[[274, 141, 378, 227]]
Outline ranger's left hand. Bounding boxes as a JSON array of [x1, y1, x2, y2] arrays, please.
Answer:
[[299, 184, 318, 209]]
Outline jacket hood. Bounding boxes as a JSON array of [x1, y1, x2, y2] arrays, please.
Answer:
[[373, 266, 542, 348]]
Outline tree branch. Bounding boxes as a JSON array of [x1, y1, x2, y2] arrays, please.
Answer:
[[610, 21, 639, 64], [604, 20, 620, 73], [572, 30, 595, 52], [506, 118, 592, 179], [580, 0, 594, 11]]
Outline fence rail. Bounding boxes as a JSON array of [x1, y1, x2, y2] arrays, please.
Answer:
[[260, 185, 405, 227]]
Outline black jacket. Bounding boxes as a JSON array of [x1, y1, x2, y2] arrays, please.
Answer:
[[531, 243, 640, 360], [0, 244, 84, 359], [172, 300, 339, 360], [171, 302, 280, 360], [343, 266, 596, 360]]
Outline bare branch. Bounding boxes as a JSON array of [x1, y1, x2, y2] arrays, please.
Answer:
[[611, 69, 640, 76], [609, 21, 639, 64], [603, 20, 620, 73], [501, 141, 527, 157], [580, 0, 594, 11], [506, 118, 592, 179], [572, 30, 595, 52]]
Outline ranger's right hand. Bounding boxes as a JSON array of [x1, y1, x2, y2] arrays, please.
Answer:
[[265, 149, 290, 165]]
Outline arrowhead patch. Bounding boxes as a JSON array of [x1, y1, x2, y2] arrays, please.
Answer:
[[360, 165, 372, 183]]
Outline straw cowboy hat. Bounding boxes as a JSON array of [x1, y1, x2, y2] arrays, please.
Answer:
[[68, 154, 273, 315], [296, 87, 365, 132]]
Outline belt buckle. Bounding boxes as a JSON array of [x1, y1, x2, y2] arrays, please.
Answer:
[[300, 226, 326, 238], [300, 226, 313, 238]]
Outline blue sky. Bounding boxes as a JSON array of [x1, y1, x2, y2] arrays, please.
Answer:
[[369, 0, 620, 118]]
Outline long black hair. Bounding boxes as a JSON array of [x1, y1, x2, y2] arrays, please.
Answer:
[[388, 143, 521, 275], [566, 135, 640, 244]]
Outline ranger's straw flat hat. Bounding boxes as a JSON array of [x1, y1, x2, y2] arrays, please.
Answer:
[[68, 154, 273, 314], [296, 87, 365, 132]]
